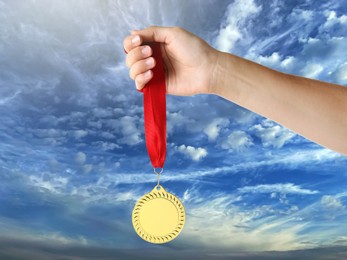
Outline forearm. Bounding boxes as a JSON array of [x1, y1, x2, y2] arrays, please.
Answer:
[[212, 51, 347, 155]]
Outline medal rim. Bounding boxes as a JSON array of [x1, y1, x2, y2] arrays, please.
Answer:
[[132, 185, 185, 244]]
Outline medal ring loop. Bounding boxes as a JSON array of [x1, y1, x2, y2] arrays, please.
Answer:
[[153, 167, 163, 175]]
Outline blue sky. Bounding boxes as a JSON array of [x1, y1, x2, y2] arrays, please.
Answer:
[[0, 0, 347, 259]]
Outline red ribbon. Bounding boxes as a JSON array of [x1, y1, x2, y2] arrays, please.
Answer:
[[138, 42, 166, 168]]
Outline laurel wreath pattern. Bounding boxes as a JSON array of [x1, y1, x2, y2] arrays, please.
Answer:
[[132, 188, 185, 244]]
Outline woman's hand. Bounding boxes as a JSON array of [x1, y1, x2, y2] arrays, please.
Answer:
[[124, 26, 219, 96]]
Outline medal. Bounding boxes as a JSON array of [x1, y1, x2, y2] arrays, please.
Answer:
[[132, 184, 185, 244], [132, 42, 186, 243]]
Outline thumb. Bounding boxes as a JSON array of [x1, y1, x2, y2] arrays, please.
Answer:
[[131, 26, 174, 44]]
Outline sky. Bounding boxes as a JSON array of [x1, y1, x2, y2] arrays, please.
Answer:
[[0, 0, 347, 259]]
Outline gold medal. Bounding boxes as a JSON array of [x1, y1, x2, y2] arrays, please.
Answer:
[[132, 184, 185, 244]]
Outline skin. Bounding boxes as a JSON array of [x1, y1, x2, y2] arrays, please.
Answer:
[[124, 26, 347, 155]]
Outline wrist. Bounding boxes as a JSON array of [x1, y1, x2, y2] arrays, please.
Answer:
[[209, 51, 243, 104], [209, 50, 224, 96]]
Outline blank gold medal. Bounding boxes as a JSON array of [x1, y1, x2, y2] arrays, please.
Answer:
[[132, 185, 185, 244]]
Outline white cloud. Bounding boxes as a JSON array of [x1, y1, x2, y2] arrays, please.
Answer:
[[181, 191, 305, 251], [29, 174, 68, 194], [295, 193, 347, 221], [118, 116, 142, 146], [332, 62, 347, 85], [288, 8, 314, 23], [83, 164, 93, 174], [301, 37, 347, 65], [246, 13, 347, 82], [221, 130, 253, 151], [321, 195, 345, 211], [176, 144, 207, 161], [92, 141, 121, 151], [298, 9, 314, 21], [92, 107, 113, 118], [69, 182, 141, 204], [73, 130, 88, 139], [290, 205, 299, 212], [216, 0, 261, 52], [203, 118, 229, 141], [238, 183, 319, 195], [167, 111, 191, 134], [301, 63, 324, 79], [251, 52, 296, 72], [99, 131, 115, 139], [88, 120, 103, 129], [281, 56, 296, 70], [251, 120, 295, 149], [0, 90, 21, 105], [35, 233, 88, 246], [34, 128, 65, 138], [321, 10, 347, 31], [75, 152, 86, 164], [74, 152, 93, 173], [257, 52, 281, 67]]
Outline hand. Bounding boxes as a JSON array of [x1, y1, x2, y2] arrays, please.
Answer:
[[124, 26, 219, 96]]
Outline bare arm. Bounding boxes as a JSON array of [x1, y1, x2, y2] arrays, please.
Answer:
[[212, 52, 347, 155]]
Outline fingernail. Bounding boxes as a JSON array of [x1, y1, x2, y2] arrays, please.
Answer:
[[131, 35, 140, 45], [146, 58, 154, 67], [143, 70, 151, 79], [141, 46, 150, 56]]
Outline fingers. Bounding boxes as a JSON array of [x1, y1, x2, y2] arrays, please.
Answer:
[[131, 26, 176, 44], [135, 70, 153, 90], [124, 26, 179, 90], [126, 45, 152, 68], [124, 36, 154, 90], [125, 26, 174, 54], [123, 34, 142, 54], [129, 57, 156, 79], [129, 57, 156, 90]]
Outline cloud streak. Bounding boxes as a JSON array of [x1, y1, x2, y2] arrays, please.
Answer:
[[238, 183, 319, 195]]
